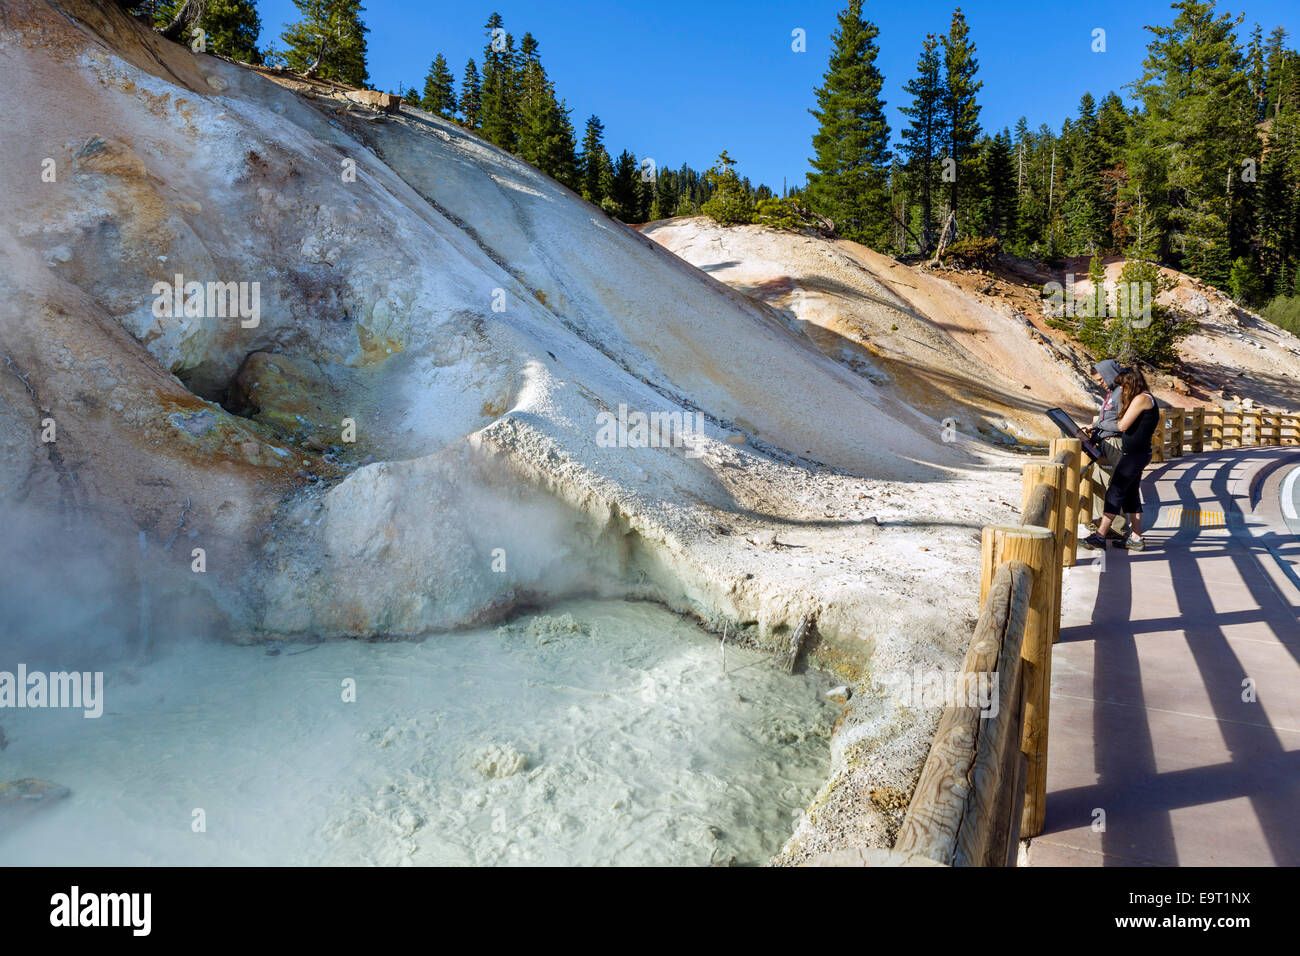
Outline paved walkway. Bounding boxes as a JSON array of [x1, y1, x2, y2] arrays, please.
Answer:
[[1028, 447, 1300, 866]]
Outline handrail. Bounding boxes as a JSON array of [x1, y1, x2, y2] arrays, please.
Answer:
[[861, 405, 1297, 867], [893, 560, 1034, 866]]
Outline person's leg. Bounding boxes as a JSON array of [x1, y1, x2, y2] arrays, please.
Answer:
[[1086, 455, 1133, 548], [1092, 439, 1126, 535], [1120, 455, 1150, 549]]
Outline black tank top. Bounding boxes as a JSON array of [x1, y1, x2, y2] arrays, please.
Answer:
[[1122, 393, 1159, 454]]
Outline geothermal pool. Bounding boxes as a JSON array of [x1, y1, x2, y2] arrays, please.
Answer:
[[0, 600, 836, 866]]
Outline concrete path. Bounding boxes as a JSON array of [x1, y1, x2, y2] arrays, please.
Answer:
[[1027, 447, 1300, 866]]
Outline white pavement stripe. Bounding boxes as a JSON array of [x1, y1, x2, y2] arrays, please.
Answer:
[[1283, 465, 1300, 521]]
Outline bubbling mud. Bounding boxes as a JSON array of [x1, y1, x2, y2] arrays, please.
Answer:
[[0, 600, 835, 866]]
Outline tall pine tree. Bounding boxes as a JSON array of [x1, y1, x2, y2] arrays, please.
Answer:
[[459, 59, 482, 128], [807, 0, 892, 248], [421, 53, 457, 118], [156, 0, 261, 62], [942, 7, 983, 223], [479, 13, 519, 150], [281, 0, 369, 87], [580, 115, 609, 204], [899, 33, 943, 252], [1127, 0, 1255, 283]]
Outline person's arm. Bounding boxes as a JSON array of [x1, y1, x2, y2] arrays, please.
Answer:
[[1116, 393, 1153, 431]]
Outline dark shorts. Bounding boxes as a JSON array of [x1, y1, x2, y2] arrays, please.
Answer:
[[1104, 451, 1151, 516]]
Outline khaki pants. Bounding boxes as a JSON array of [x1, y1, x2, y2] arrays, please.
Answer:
[[1087, 436, 1127, 533]]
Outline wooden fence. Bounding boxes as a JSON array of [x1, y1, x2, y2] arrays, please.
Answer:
[[1150, 407, 1300, 462], [860, 401, 1297, 868]]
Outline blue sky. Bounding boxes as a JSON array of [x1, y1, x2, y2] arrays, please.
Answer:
[[256, 1, 1295, 191]]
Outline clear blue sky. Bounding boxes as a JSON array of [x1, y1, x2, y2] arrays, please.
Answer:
[[256, 0, 1295, 191]]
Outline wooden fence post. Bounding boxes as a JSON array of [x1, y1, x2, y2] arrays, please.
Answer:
[[1170, 408, 1185, 457], [1224, 410, 1241, 448], [980, 524, 1056, 840], [1021, 462, 1065, 649], [1207, 407, 1223, 450], [1078, 454, 1096, 534], [1191, 408, 1204, 453], [1049, 439, 1082, 568]]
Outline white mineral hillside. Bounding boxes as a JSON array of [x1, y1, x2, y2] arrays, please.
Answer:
[[642, 219, 1300, 426], [1, 0, 1038, 860]]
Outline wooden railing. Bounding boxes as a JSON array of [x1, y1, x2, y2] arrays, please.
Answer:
[[1151, 406, 1300, 462], [864, 402, 1297, 868]]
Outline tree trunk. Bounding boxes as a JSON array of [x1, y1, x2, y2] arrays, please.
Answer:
[[930, 211, 957, 266], [159, 0, 206, 43]]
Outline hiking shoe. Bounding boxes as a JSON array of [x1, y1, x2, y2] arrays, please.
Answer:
[[1105, 528, 1127, 541], [1081, 533, 1107, 551], [1121, 535, 1146, 552]]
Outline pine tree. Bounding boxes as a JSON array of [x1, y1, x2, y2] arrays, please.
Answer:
[[1062, 93, 1108, 254], [479, 13, 519, 150], [651, 168, 678, 220], [899, 33, 943, 252], [607, 150, 640, 220], [1127, 0, 1255, 284], [942, 7, 983, 221], [281, 0, 369, 87], [422, 53, 457, 118], [156, 0, 261, 62], [807, 0, 892, 248], [701, 150, 754, 225], [1263, 26, 1291, 118], [460, 59, 482, 128], [515, 33, 552, 165], [1248, 24, 1267, 121], [579, 115, 607, 204], [985, 129, 1016, 240], [526, 88, 580, 189]]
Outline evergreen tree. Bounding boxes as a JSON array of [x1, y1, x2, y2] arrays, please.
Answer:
[[421, 53, 457, 118], [156, 0, 261, 62], [526, 88, 580, 189], [941, 7, 983, 221], [1247, 24, 1267, 121], [608, 149, 640, 220], [460, 59, 482, 128], [516, 33, 553, 165], [701, 150, 754, 225], [807, 0, 892, 247], [899, 33, 943, 252], [984, 129, 1016, 240], [1062, 93, 1108, 254], [281, 0, 369, 87], [479, 13, 519, 150], [1127, 0, 1255, 284], [651, 167, 679, 221], [1263, 26, 1292, 118], [580, 115, 608, 204]]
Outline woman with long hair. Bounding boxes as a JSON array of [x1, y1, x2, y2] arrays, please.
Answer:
[[1082, 367, 1159, 552]]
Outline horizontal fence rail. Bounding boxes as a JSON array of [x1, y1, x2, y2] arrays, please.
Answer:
[[857, 401, 1296, 868]]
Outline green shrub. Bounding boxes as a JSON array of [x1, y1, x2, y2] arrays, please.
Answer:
[[940, 235, 1000, 267], [1261, 295, 1300, 335], [1074, 260, 1191, 368]]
